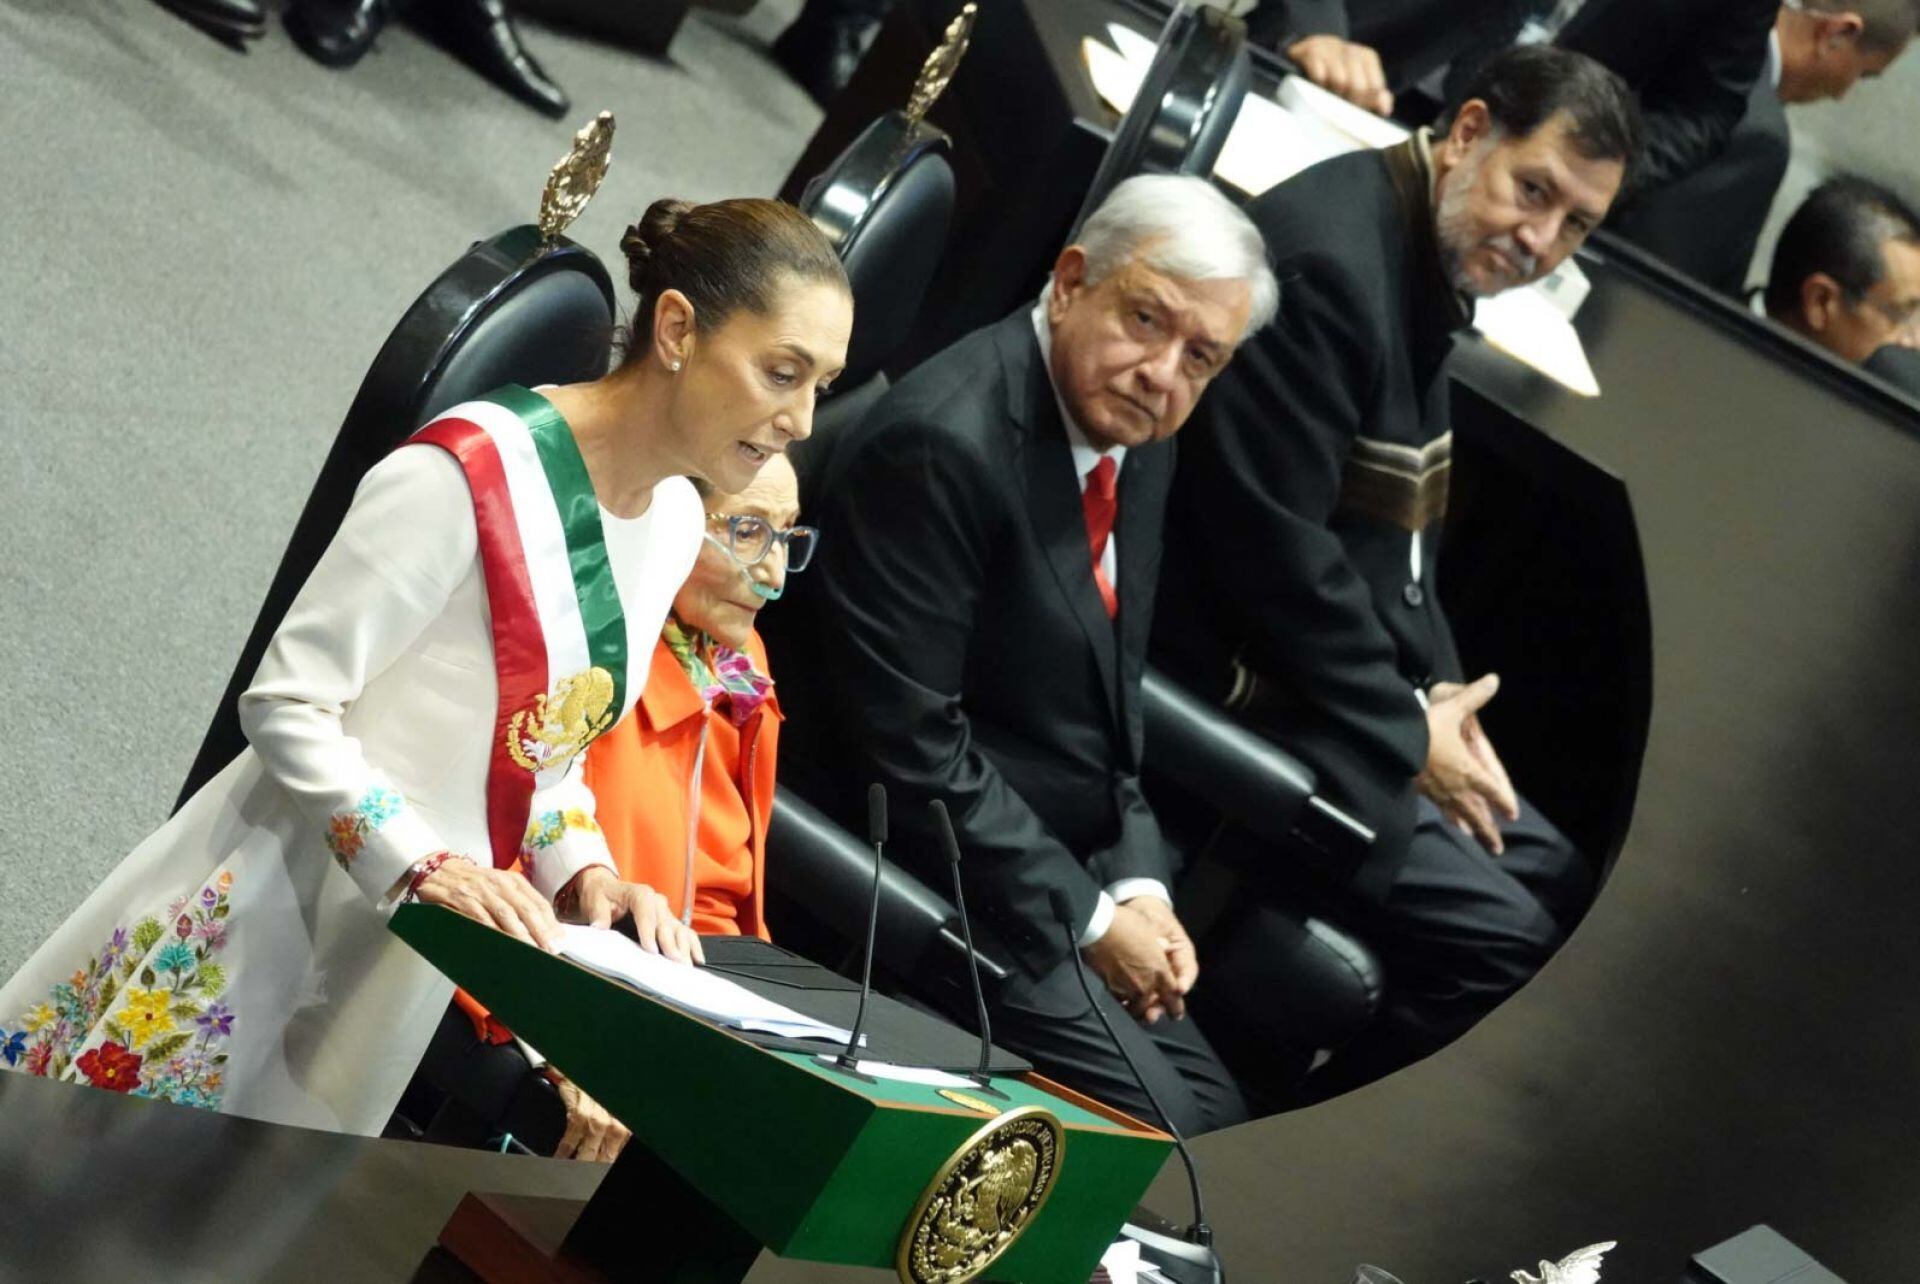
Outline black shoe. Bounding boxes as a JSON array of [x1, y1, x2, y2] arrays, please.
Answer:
[[416, 0, 570, 119], [153, 0, 267, 40], [286, 0, 389, 68], [771, 5, 878, 108]]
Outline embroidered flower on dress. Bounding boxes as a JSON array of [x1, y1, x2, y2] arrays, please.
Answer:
[[6, 871, 239, 1107], [520, 809, 602, 865], [76, 1041, 142, 1092], [325, 785, 405, 867], [153, 942, 196, 979], [120, 988, 176, 1050], [195, 1002, 235, 1037]]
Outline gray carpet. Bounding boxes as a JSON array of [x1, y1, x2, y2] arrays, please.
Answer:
[[0, 0, 814, 977]]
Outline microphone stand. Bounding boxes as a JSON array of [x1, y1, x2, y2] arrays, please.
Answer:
[[930, 799, 1009, 1100], [1050, 890, 1223, 1284], [818, 783, 888, 1085]]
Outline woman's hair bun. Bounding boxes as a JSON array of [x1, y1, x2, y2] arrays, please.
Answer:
[[620, 198, 694, 296]]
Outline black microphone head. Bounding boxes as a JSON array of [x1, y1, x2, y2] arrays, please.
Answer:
[[1047, 888, 1076, 928], [867, 783, 888, 846], [928, 798, 963, 867]]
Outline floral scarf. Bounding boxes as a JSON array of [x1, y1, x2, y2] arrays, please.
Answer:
[[662, 619, 774, 727]]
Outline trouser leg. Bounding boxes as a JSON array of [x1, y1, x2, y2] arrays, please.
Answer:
[[981, 953, 1250, 1137], [1304, 793, 1584, 1100]]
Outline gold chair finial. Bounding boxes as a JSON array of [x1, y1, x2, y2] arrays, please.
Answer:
[[904, 3, 977, 126], [537, 111, 616, 246]]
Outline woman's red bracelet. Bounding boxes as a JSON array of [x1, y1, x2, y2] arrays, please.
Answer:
[[404, 851, 469, 903]]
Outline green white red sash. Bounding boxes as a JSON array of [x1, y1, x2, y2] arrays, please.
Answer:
[[408, 385, 631, 871]]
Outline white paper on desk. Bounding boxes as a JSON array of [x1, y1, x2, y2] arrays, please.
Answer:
[[1472, 287, 1601, 397], [1098, 1238, 1141, 1284], [850, 1060, 976, 1088], [554, 926, 860, 1046]]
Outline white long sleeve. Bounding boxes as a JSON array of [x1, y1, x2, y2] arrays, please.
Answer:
[[238, 447, 473, 908]]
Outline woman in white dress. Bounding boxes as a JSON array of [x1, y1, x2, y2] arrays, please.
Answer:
[[0, 197, 853, 1137]]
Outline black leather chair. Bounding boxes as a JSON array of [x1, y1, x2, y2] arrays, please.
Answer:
[[176, 225, 616, 807], [794, 104, 956, 448], [1067, 1, 1250, 239], [1139, 670, 1384, 1106]]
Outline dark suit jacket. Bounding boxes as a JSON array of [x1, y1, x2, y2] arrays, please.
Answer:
[[1153, 142, 1469, 893], [1865, 344, 1920, 399], [1557, 0, 1778, 192], [1606, 67, 1789, 295], [777, 311, 1176, 976]]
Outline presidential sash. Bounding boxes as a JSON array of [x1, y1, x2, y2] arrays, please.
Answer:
[[409, 385, 632, 872]]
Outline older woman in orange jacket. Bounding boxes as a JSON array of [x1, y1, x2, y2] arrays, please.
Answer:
[[582, 452, 812, 941]]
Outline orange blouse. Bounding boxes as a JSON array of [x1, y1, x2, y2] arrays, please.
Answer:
[[581, 629, 781, 940]]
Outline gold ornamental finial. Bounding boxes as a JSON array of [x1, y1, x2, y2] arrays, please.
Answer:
[[904, 2, 977, 126], [537, 111, 616, 245]]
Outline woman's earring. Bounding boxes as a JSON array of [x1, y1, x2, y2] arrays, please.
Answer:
[[669, 359, 682, 373]]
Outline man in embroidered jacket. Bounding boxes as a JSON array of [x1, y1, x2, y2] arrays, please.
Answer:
[[1153, 46, 1640, 1100]]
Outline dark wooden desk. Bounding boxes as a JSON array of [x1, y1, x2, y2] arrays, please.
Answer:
[[0, 1074, 902, 1282]]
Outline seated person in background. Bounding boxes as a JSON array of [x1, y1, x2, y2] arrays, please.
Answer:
[[1764, 176, 1920, 370], [1245, 0, 1542, 118], [1596, 0, 1918, 296], [583, 453, 813, 942], [1154, 46, 1640, 1103], [779, 175, 1278, 1137]]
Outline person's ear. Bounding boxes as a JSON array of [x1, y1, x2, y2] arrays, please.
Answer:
[[1434, 100, 1491, 181], [1048, 247, 1090, 325], [1821, 11, 1865, 50], [1801, 272, 1847, 332], [652, 288, 697, 371]]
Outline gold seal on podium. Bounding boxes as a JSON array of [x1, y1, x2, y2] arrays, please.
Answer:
[[896, 1104, 1063, 1284]]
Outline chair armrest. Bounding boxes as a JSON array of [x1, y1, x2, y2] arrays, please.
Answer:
[[1141, 668, 1375, 869], [767, 786, 1011, 986]]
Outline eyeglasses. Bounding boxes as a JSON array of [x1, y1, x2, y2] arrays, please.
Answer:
[[706, 513, 818, 573]]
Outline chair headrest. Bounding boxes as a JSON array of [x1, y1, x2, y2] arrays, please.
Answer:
[[800, 112, 957, 388], [352, 225, 617, 452], [1070, 4, 1250, 237]]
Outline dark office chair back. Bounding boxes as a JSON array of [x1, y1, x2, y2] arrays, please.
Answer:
[[176, 226, 616, 807], [1068, 2, 1250, 239], [795, 109, 957, 461]]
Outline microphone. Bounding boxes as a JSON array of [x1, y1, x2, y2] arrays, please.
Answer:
[[825, 783, 887, 1081], [1048, 888, 1222, 1284], [929, 799, 1007, 1099]]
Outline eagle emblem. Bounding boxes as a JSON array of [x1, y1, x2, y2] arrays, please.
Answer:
[[898, 1106, 1062, 1283], [507, 667, 615, 774], [1512, 1241, 1618, 1284]]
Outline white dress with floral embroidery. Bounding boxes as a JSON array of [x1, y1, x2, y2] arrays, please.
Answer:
[[0, 445, 701, 1134]]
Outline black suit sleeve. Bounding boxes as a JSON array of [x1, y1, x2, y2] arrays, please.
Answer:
[[1246, 0, 1351, 49], [1561, 0, 1775, 191], [815, 417, 1110, 975], [1182, 252, 1430, 831]]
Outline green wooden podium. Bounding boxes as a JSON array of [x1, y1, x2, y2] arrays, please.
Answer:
[[391, 905, 1173, 1283]]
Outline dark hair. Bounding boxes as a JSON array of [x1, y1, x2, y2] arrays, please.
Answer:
[[1805, 0, 1920, 53], [1446, 45, 1643, 185], [1765, 175, 1920, 317], [618, 197, 848, 348]]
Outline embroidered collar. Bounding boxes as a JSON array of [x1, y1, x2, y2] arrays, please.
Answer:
[[662, 619, 774, 728]]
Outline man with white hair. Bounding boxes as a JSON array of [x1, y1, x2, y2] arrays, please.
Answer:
[[778, 174, 1277, 1135]]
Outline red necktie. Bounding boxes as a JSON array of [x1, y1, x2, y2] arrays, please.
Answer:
[[1082, 456, 1119, 619]]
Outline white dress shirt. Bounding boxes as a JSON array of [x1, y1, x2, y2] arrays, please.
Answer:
[[1030, 295, 1172, 947]]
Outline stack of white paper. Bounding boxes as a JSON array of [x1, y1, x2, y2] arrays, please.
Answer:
[[554, 926, 860, 1045]]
